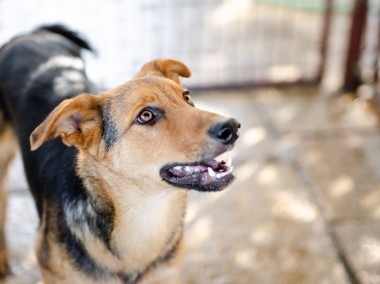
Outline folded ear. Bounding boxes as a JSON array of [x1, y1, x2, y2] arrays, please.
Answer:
[[30, 93, 102, 151], [134, 59, 191, 84]]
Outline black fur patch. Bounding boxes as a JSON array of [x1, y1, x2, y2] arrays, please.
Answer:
[[63, 197, 115, 250], [102, 104, 119, 149], [89, 198, 115, 250], [59, 215, 111, 280], [0, 112, 4, 133], [57, 170, 113, 280], [37, 24, 93, 52]]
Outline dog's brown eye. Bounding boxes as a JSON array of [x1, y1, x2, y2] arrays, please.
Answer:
[[135, 107, 164, 126], [138, 110, 154, 124], [183, 91, 194, 106]]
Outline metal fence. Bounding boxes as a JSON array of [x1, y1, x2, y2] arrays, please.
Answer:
[[343, 0, 380, 99], [0, 0, 333, 90]]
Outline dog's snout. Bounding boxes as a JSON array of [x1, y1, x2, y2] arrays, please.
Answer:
[[208, 118, 240, 145]]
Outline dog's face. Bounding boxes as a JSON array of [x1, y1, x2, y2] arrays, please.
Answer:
[[30, 59, 240, 192]]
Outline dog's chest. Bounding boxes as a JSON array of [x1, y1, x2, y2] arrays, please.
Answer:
[[111, 190, 186, 271]]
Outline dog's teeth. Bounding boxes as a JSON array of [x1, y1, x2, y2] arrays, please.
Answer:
[[226, 157, 232, 167], [173, 166, 182, 171], [208, 167, 216, 177], [185, 166, 192, 173]]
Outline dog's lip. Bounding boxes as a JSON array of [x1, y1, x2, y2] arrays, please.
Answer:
[[160, 157, 234, 192]]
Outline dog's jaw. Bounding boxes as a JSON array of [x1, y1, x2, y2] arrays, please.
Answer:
[[160, 156, 234, 192]]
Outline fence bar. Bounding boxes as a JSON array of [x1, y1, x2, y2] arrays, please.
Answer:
[[317, 0, 333, 83], [343, 0, 368, 91], [189, 78, 319, 92]]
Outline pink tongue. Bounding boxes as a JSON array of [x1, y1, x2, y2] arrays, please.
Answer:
[[206, 159, 219, 169], [191, 165, 209, 172], [170, 168, 185, 176], [170, 165, 209, 177], [169, 160, 222, 177]]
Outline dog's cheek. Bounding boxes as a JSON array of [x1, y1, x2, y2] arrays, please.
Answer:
[[101, 141, 148, 177]]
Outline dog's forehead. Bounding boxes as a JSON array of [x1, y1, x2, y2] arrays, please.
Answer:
[[106, 76, 186, 107]]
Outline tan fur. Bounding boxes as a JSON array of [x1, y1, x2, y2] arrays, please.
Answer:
[[28, 59, 228, 283], [134, 59, 191, 84], [142, 239, 185, 284], [30, 93, 104, 151], [0, 124, 17, 276]]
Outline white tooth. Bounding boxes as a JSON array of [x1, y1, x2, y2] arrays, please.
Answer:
[[226, 157, 232, 167], [173, 166, 182, 170], [224, 167, 234, 175], [185, 166, 191, 173], [208, 167, 216, 177]]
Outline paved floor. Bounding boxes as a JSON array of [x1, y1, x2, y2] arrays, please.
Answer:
[[2, 86, 380, 284]]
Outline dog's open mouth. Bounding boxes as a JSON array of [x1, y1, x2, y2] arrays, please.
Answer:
[[160, 157, 234, 191]]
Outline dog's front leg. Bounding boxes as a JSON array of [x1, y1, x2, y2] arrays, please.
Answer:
[[0, 183, 9, 277], [0, 124, 17, 276]]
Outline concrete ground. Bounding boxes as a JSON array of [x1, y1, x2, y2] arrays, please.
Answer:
[[2, 86, 380, 284]]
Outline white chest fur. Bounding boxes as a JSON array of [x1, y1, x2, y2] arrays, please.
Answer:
[[112, 189, 187, 271]]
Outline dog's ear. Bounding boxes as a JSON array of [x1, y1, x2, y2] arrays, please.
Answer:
[[134, 59, 191, 84], [30, 93, 102, 151]]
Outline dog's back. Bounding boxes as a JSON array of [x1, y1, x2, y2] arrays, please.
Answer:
[[0, 24, 94, 129], [0, 25, 94, 276]]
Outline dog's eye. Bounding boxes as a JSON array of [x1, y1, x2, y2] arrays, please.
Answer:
[[137, 110, 155, 124], [135, 107, 165, 126], [183, 91, 194, 106]]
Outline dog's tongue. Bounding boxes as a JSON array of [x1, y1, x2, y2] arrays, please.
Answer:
[[168, 158, 232, 179], [206, 159, 219, 169], [169, 165, 208, 177]]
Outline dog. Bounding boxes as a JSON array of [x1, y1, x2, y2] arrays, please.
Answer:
[[0, 25, 240, 283]]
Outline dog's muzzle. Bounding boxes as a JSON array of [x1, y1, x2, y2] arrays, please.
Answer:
[[160, 118, 241, 192]]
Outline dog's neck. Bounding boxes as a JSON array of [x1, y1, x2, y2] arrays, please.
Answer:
[[71, 153, 187, 275]]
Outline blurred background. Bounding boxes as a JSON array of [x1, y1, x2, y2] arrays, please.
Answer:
[[1, 0, 380, 283]]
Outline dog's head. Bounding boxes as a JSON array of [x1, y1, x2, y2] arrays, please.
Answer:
[[30, 59, 240, 192]]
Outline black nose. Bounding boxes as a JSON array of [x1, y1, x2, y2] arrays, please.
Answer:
[[208, 118, 240, 145]]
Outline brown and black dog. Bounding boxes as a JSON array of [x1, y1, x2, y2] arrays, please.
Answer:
[[0, 25, 240, 283]]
